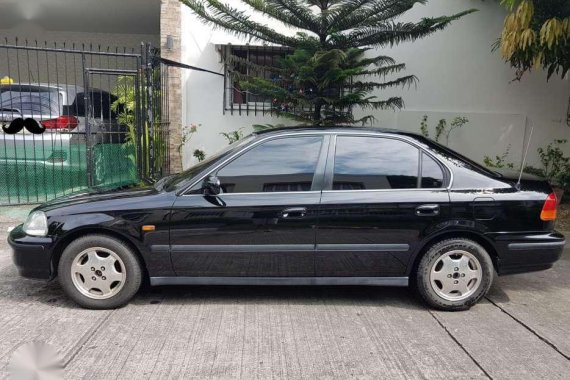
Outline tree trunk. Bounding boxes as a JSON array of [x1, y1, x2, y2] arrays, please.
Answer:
[[314, 103, 322, 124]]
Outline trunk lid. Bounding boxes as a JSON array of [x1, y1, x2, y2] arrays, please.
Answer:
[[492, 168, 552, 194]]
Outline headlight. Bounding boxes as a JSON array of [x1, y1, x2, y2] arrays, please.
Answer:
[[23, 211, 48, 236]]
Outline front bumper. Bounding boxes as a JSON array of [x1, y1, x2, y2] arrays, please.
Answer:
[[8, 224, 55, 280], [492, 231, 566, 275]]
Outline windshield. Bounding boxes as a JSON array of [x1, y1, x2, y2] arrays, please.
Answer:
[[163, 135, 256, 192], [0, 86, 62, 116]]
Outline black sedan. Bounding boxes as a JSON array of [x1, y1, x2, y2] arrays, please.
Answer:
[[9, 127, 565, 310]]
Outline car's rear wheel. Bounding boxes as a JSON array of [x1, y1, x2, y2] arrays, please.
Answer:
[[416, 238, 494, 311], [58, 235, 142, 309]]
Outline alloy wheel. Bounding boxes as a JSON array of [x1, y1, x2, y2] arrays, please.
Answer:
[[429, 250, 483, 302], [70, 247, 126, 300]]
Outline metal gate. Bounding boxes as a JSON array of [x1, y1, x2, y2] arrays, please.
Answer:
[[0, 39, 170, 204]]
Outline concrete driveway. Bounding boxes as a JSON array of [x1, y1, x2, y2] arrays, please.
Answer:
[[0, 208, 569, 379]]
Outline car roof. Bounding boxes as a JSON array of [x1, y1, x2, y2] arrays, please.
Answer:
[[253, 125, 424, 139], [0, 83, 85, 92]]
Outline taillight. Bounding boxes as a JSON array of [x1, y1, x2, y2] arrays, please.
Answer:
[[40, 116, 79, 130], [540, 193, 558, 221]]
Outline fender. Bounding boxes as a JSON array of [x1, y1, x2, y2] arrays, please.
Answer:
[[405, 225, 498, 276]]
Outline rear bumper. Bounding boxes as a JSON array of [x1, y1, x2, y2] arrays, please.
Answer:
[[491, 231, 566, 275], [8, 224, 55, 280]]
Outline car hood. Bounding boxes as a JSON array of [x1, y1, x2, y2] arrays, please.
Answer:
[[39, 186, 158, 211]]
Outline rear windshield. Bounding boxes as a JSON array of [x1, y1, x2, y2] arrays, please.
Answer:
[[0, 85, 61, 116]]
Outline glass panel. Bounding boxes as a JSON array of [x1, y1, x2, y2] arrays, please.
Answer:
[[0, 89, 61, 116], [333, 136, 419, 190], [421, 153, 445, 188], [217, 136, 323, 193]]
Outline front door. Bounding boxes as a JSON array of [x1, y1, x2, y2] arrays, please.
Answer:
[[170, 135, 328, 277], [316, 135, 451, 277]]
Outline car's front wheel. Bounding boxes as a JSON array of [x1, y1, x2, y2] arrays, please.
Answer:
[[58, 235, 142, 309], [416, 238, 494, 311]]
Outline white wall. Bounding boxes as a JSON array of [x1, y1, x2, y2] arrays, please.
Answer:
[[180, 6, 277, 169], [0, 24, 159, 52], [179, 0, 570, 170], [0, 24, 159, 92]]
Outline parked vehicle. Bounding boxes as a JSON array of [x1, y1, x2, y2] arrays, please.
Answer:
[[0, 83, 133, 202], [9, 127, 565, 310], [0, 83, 125, 141]]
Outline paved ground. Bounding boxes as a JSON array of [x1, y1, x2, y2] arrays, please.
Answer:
[[0, 206, 569, 379]]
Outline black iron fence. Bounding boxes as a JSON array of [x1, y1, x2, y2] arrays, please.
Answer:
[[0, 39, 170, 205]]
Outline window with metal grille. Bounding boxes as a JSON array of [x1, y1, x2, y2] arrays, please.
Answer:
[[221, 45, 292, 116]]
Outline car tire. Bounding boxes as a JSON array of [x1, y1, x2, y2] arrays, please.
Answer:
[[416, 238, 494, 311], [58, 235, 142, 309]]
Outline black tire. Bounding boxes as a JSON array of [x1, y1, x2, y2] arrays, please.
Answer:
[[58, 235, 142, 309], [416, 238, 494, 311]]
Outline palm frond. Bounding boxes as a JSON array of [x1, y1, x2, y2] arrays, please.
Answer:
[[348, 75, 418, 91], [181, 0, 303, 47], [241, 0, 320, 34], [339, 10, 478, 48]]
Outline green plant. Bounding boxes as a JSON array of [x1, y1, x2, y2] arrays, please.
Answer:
[[483, 145, 515, 169], [497, 0, 570, 80], [420, 115, 429, 138], [220, 128, 244, 145], [419, 115, 469, 146], [523, 140, 570, 202], [523, 165, 545, 177], [558, 170, 570, 200], [179, 124, 200, 153], [112, 74, 167, 180], [183, 0, 475, 125], [537, 139, 569, 181], [193, 149, 206, 162]]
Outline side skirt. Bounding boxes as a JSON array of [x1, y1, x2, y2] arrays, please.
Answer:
[[150, 276, 409, 287]]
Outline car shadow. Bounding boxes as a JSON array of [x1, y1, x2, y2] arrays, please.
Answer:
[[132, 284, 426, 310], [3, 259, 567, 311], [0, 267, 428, 310]]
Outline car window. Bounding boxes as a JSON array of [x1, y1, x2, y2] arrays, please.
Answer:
[[0, 87, 61, 116], [421, 153, 445, 188], [333, 136, 419, 190], [216, 136, 323, 193], [165, 136, 256, 192]]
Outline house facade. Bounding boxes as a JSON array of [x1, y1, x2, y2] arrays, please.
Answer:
[[165, 0, 570, 172], [1, 0, 568, 175]]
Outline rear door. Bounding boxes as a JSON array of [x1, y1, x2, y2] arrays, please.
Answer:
[[316, 134, 451, 277], [170, 134, 329, 277]]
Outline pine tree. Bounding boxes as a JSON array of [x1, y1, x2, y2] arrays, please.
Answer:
[[181, 0, 476, 125]]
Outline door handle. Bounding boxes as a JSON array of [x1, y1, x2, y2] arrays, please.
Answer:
[[281, 207, 307, 218], [415, 204, 440, 216]]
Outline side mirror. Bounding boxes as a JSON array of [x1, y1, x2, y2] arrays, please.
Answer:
[[202, 175, 222, 195]]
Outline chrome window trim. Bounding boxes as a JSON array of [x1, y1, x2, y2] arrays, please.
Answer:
[[179, 130, 454, 196], [181, 191, 323, 197], [321, 188, 450, 194]]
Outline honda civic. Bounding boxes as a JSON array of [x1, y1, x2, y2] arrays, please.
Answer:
[[9, 127, 565, 310]]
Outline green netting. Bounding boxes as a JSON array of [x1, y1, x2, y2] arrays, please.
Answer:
[[92, 143, 138, 189], [0, 142, 138, 204]]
